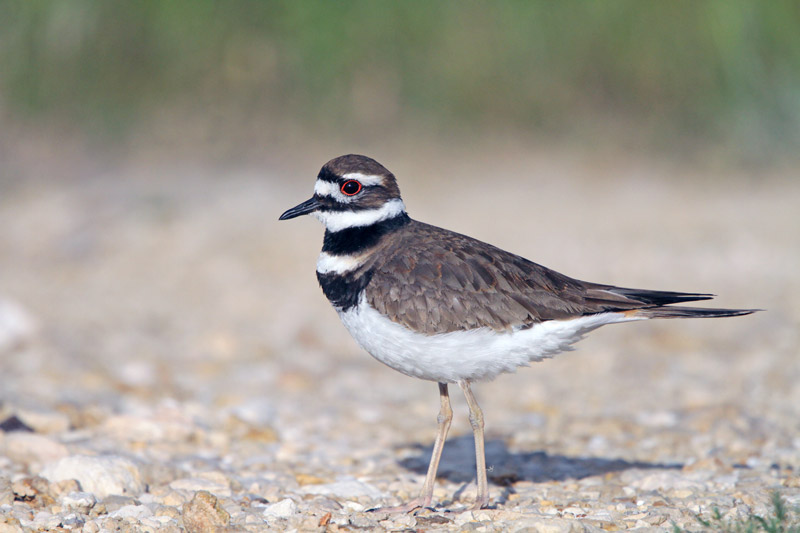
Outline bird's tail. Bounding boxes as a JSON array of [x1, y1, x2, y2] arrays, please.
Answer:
[[632, 306, 760, 319]]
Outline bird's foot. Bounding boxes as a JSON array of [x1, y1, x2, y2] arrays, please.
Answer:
[[468, 495, 491, 511], [468, 502, 490, 511]]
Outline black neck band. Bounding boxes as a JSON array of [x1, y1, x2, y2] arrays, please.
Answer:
[[322, 213, 410, 256]]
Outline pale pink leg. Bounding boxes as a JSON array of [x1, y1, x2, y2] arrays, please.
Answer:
[[459, 380, 490, 509]]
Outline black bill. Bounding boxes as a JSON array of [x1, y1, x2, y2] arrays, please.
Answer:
[[279, 197, 321, 220]]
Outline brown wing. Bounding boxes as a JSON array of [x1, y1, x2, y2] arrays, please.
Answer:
[[364, 220, 716, 334]]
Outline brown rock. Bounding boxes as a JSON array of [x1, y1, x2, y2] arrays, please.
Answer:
[[225, 415, 279, 444], [11, 476, 55, 508], [0, 521, 25, 533], [51, 478, 81, 497], [295, 473, 329, 486], [182, 490, 231, 533], [783, 475, 800, 488]]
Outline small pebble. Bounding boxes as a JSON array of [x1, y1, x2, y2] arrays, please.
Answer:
[[108, 504, 153, 520], [60, 491, 97, 512], [262, 498, 297, 518]]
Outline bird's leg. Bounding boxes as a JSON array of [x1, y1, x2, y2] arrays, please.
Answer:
[[419, 382, 453, 507], [369, 382, 452, 513], [459, 380, 490, 509]]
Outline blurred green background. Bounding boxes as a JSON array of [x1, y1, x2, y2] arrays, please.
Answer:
[[2, 0, 800, 166]]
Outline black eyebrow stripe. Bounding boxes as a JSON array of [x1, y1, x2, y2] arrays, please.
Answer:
[[317, 167, 340, 183]]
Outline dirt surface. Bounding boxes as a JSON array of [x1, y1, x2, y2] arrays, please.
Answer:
[[1, 145, 798, 531]]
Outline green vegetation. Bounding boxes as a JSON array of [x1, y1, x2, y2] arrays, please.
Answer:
[[674, 492, 800, 533], [2, 1, 799, 157]]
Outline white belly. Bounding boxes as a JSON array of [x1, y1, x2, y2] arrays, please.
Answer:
[[337, 293, 643, 383]]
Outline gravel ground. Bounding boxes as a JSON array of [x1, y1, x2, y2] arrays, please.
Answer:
[[1, 146, 798, 532]]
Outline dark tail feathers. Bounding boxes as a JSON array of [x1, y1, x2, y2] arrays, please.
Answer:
[[608, 287, 715, 306]]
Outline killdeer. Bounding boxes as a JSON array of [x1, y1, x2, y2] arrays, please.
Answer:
[[279, 154, 757, 511]]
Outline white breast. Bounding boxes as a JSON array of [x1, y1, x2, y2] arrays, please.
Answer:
[[337, 293, 644, 383]]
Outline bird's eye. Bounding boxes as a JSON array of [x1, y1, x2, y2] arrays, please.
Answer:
[[341, 180, 362, 196]]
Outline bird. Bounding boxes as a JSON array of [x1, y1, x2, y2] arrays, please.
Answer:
[[278, 154, 757, 512]]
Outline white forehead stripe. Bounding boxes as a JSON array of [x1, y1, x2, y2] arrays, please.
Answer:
[[312, 198, 406, 232], [314, 179, 339, 198], [341, 172, 386, 186], [316, 252, 365, 274]]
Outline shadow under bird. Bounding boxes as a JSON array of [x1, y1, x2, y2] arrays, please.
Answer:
[[279, 154, 758, 512]]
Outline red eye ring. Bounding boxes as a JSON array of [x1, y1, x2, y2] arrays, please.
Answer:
[[341, 180, 362, 196]]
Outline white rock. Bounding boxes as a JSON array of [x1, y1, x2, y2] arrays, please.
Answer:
[[230, 398, 276, 427], [60, 514, 84, 529], [342, 501, 365, 512], [41, 455, 144, 498], [0, 432, 68, 467], [330, 513, 350, 526], [784, 494, 800, 507], [635, 410, 679, 428], [139, 518, 164, 530], [508, 518, 583, 533], [0, 298, 37, 351], [116, 360, 157, 388], [109, 504, 153, 520], [586, 510, 614, 521], [262, 498, 297, 518], [31, 511, 61, 531], [61, 491, 97, 512], [299, 477, 384, 499]]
